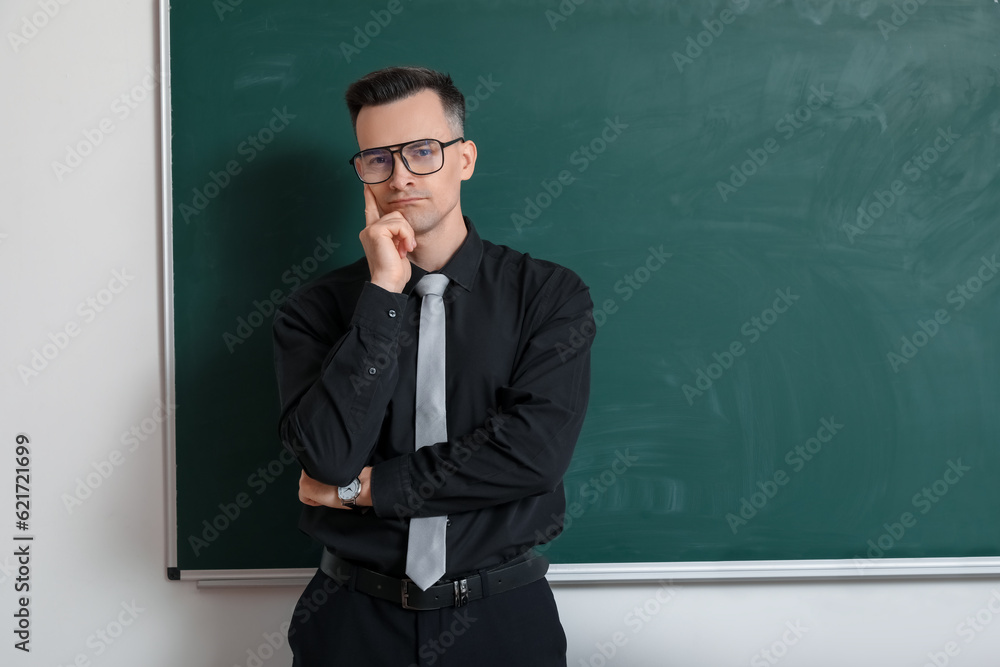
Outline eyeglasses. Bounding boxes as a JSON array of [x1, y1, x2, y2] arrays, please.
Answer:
[[348, 137, 465, 184]]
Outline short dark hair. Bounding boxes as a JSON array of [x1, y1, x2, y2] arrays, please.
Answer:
[[345, 66, 465, 136]]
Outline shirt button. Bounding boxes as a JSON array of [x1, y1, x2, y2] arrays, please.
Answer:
[[388, 309, 396, 318], [368, 367, 376, 375]]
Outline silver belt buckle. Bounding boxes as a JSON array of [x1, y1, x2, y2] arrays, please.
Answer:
[[400, 579, 416, 610], [453, 578, 469, 607]]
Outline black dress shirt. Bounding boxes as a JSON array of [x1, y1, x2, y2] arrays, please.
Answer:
[[271, 216, 595, 580]]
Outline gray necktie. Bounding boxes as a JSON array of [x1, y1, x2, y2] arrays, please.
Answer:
[[405, 273, 450, 590]]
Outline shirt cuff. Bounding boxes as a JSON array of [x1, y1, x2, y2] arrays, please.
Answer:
[[350, 281, 408, 340], [371, 455, 412, 520]]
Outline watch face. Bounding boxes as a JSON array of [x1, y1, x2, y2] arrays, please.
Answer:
[[339, 479, 360, 502]]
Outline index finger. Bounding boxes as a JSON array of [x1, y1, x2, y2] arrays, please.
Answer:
[[363, 185, 383, 227]]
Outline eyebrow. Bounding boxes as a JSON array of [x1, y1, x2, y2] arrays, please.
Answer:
[[358, 138, 441, 152]]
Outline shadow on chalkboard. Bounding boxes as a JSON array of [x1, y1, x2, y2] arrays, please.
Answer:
[[176, 149, 362, 571]]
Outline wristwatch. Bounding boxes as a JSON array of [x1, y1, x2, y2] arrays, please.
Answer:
[[338, 477, 361, 506]]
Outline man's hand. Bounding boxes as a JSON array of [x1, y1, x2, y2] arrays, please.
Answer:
[[298, 467, 373, 509], [359, 185, 415, 293]]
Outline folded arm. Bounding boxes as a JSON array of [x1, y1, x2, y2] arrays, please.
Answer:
[[272, 281, 407, 487], [370, 267, 595, 519]]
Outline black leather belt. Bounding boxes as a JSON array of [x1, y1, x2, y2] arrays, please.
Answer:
[[319, 548, 549, 611]]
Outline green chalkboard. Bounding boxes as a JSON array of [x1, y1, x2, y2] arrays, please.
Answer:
[[168, 0, 1000, 575]]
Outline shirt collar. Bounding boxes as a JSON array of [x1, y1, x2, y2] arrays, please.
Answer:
[[405, 216, 483, 294]]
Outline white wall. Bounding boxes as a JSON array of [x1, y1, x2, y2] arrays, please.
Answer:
[[3, 1, 1000, 666]]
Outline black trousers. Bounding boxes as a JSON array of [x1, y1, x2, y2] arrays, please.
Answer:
[[288, 565, 567, 666]]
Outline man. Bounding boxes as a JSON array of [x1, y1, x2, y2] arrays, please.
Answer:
[[271, 65, 595, 666]]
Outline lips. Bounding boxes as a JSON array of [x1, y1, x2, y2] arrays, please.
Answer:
[[389, 198, 424, 205]]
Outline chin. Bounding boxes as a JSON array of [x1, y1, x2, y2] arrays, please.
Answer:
[[406, 212, 441, 234]]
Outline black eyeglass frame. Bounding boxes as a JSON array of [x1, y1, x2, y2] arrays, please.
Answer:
[[348, 137, 465, 184]]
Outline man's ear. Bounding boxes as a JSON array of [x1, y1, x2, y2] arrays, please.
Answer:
[[459, 139, 477, 182]]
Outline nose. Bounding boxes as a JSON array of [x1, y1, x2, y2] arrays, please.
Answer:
[[386, 150, 416, 190]]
